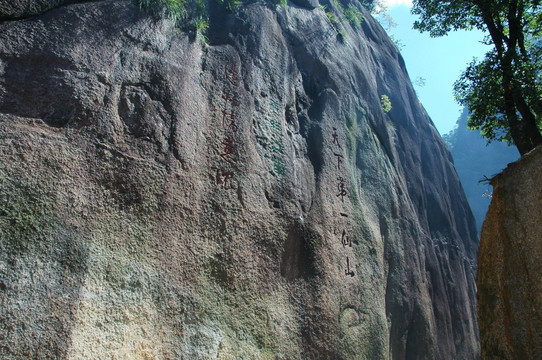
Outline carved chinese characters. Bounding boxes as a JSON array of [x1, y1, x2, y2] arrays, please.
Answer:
[[214, 63, 241, 190], [330, 127, 355, 277]]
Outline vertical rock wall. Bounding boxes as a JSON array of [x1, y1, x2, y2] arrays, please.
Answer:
[[477, 145, 542, 359], [0, 0, 479, 358]]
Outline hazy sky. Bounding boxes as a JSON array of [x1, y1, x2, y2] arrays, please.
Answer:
[[377, 1, 489, 135]]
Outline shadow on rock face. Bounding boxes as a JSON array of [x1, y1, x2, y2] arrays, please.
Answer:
[[0, 55, 83, 128], [280, 223, 316, 281]]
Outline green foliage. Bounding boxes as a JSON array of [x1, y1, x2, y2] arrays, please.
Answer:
[[412, 0, 542, 154], [454, 51, 510, 143], [226, 0, 242, 12], [380, 94, 392, 113], [134, 0, 213, 45], [195, 17, 209, 31], [134, 0, 212, 32], [360, 0, 379, 13], [337, 29, 348, 43], [331, 0, 345, 13], [195, 17, 209, 44], [322, 2, 348, 42], [376, 9, 403, 49], [195, 0, 205, 14], [331, 0, 364, 29], [411, 0, 484, 37], [326, 11, 338, 25], [344, 6, 364, 28], [273, 0, 288, 7]]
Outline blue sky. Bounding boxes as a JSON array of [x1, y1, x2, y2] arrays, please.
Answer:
[[377, 1, 489, 135]]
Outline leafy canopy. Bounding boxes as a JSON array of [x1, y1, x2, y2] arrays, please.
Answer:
[[412, 0, 542, 154]]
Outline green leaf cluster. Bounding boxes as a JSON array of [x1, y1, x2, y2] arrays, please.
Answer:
[[454, 51, 510, 142], [326, 10, 339, 25], [412, 0, 485, 37], [320, 5, 346, 42], [380, 94, 392, 113], [344, 6, 364, 28], [135, 0, 210, 31], [321, 0, 365, 43], [330, 0, 364, 29], [272, 0, 288, 7], [359, 0, 379, 13], [134, 0, 212, 44]]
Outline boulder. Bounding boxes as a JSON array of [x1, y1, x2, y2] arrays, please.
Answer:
[[478, 144, 542, 359]]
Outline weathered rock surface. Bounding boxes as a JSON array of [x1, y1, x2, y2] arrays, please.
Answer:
[[0, 0, 89, 20], [477, 144, 542, 359], [0, 0, 479, 358]]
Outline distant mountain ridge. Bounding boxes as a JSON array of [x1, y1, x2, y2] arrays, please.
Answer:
[[443, 107, 520, 233]]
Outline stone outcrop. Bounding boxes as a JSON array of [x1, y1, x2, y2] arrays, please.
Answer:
[[0, 0, 479, 358], [477, 144, 542, 359]]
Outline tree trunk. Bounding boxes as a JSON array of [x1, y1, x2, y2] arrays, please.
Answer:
[[510, 84, 542, 154], [508, 115, 542, 155], [503, 66, 542, 154], [507, 117, 542, 155], [476, 0, 542, 155]]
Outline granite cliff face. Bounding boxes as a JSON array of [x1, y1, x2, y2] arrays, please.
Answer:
[[0, 1, 479, 358], [477, 145, 542, 359]]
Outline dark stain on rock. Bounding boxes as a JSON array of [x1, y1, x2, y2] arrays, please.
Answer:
[[280, 224, 315, 281]]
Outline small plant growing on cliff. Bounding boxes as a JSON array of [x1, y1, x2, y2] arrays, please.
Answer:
[[323, 8, 348, 43], [326, 11, 338, 25], [331, 0, 346, 14], [380, 94, 392, 113], [344, 6, 364, 28], [227, 0, 242, 12], [337, 29, 348, 43], [135, 0, 212, 45], [273, 0, 288, 7], [331, 0, 363, 29], [195, 17, 209, 44]]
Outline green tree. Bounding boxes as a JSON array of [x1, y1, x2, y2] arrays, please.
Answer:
[[412, 0, 542, 155], [360, 0, 379, 13]]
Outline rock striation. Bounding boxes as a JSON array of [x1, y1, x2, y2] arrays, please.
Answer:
[[477, 144, 542, 359], [0, 0, 479, 358]]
